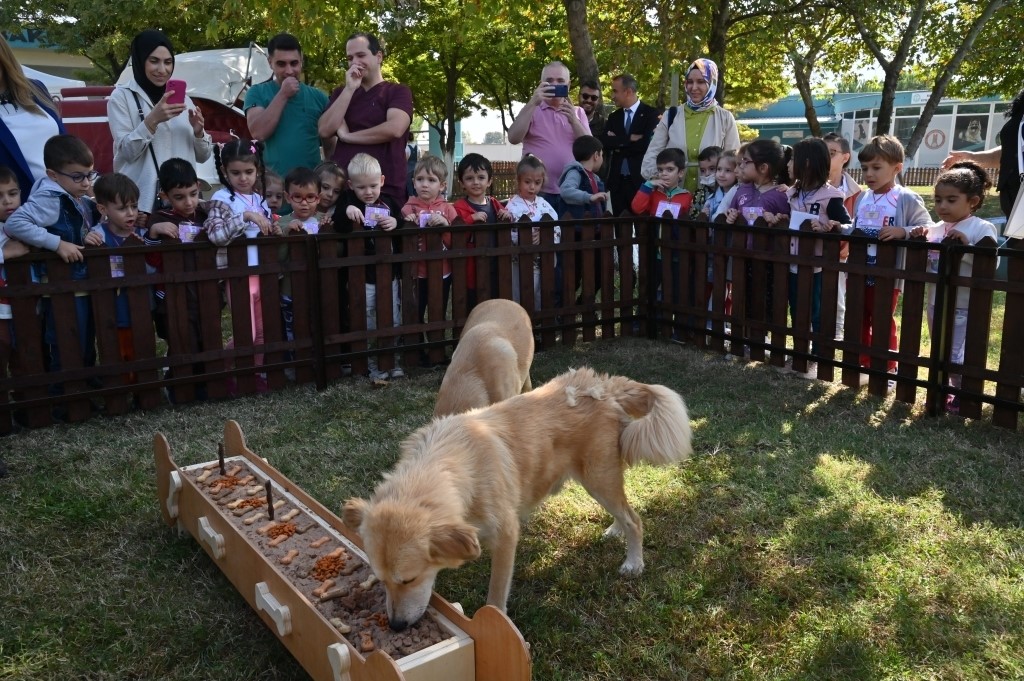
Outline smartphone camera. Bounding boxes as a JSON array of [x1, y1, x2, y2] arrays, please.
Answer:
[[551, 84, 569, 98]]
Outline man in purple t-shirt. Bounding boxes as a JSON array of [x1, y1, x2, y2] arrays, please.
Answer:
[[318, 32, 413, 201], [506, 61, 591, 215]]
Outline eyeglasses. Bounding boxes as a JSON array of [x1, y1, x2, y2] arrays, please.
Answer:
[[289, 193, 320, 204], [579, 93, 600, 102], [54, 169, 100, 184]]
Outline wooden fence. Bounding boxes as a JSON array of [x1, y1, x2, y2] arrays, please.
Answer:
[[2, 215, 1022, 433]]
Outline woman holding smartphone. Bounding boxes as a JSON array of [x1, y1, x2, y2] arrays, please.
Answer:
[[107, 29, 212, 221], [640, 58, 740, 193]]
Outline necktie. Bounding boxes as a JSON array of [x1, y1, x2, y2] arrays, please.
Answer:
[[621, 108, 633, 175]]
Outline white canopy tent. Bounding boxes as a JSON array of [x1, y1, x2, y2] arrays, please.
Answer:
[[115, 45, 271, 108], [21, 65, 86, 97]]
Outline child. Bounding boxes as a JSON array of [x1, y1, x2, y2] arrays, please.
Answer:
[[336, 153, 404, 380], [205, 138, 278, 392], [691, 145, 722, 218], [263, 171, 285, 225], [707, 150, 738, 219], [723, 140, 791, 342], [558, 136, 609, 301], [148, 158, 213, 399], [785, 137, 851, 368], [314, 161, 345, 225], [823, 132, 862, 341], [453, 153, 511, 310], [631, 147, 692, 310], [631, 147, 692, 217], [909, 162, 997, 413], [506, 155, 560, 310], [724, 139, 792, 227], [402, 154, 458, 360], [842, 134, 930, 374], [282, 167, 322, 235], [0, 166, 30, 391], [4, 134, 98, 376], [84, 173, 149, 380], [558, 135, 609, 218]]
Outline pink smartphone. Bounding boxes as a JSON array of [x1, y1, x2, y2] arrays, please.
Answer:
[[166, 80, 186, 105]]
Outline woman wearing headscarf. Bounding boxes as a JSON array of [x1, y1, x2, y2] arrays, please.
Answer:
[[641, 58, 740, 193], [107, 30, 212, 220], [0, 35, 66, 199]]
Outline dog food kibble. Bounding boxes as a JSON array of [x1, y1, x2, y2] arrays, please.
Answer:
[[235, 497, 267, 510], [311, 554, 346, 581], [359, 631, 375, 652], [266, 522, 296, 540]]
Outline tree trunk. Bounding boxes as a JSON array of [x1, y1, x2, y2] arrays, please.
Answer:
[[867, 0, 927, 136], [791, 52, 822, 137], [708, 0, 730, 104], [562, 0, 599, 85], [904, 0, 1008, 158]]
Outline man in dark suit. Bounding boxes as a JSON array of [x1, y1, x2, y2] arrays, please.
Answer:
[[602, 74, 659, 216]]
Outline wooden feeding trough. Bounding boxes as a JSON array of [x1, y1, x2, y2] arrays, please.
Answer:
[[154, 420, 532, 681]]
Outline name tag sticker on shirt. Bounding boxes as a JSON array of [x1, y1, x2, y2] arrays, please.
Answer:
[[743, 206, 764, 226], [178, 222, 200, 243], [859, 209, 882, 228], [418, 211, 431, 228], [867, 244, 878, 258], [655, 200, 681, 219], [304, 222, 320, 235], [110, 255, 125, 278], [365, 206, 390, 228]]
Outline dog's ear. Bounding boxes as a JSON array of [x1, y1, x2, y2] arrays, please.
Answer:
[[341, 498, 369, 531], [429, 523, 482, 563]]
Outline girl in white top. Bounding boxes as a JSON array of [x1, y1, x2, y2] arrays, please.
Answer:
[[909, 162, 998, 413], [107, 30, 212, 220], [506, 155, 560, 310], [204, 139, 278, 391]]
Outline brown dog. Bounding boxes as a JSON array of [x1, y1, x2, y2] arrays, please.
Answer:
[[343, 367, 693, 630], [433, 299, 534, 417]]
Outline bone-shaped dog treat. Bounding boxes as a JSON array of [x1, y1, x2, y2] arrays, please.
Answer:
[[225, 464, 243, 477], [295, 521, 317, 534], [319, 586, 349, 601], [326, 547, 344, 559], [359, 632, 375, 652], [196, 469, 214, 483], [203, 462, 219, 471], [257, 521, 280, 536], [280, 550, 299, 565], [309, 536, 331, 549], [280, 509, 300, 522], [359, 574, 378, 590], [312, 579, 336, 597], [246, 486, 263, 496], [237, 475, 254, 486], [329, 618, 351, 634], [269, 533, 290, 547]]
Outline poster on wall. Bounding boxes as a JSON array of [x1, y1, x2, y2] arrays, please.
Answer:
[[852, 120, 870, 150], [952, 116, 988, 151]]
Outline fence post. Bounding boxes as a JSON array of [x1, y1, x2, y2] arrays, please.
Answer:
[[306, 236, 327, 390], [924, 242, 957, 416]]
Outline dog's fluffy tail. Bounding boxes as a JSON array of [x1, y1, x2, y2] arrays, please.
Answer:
[[618, 381, 693, 467]]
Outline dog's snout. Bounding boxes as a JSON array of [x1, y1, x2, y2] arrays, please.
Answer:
[[389, 617, 409, 632]]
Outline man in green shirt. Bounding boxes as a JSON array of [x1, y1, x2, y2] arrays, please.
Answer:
[[244, 33, 334, 177]]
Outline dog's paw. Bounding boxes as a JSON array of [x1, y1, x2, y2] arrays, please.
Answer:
[[619, 558, 644, 577], [602, 521, 625, 540]]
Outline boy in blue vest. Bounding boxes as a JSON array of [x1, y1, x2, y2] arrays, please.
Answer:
[[5, 134, 99, 376], [559, 135, 609, 301]]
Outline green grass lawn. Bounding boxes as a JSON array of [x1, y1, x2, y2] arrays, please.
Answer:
[[2, 338, 1024, 680]]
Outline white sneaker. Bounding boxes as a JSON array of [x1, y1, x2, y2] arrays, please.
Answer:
[[368, 367, 390, 382], [389, 366, 406, 379]]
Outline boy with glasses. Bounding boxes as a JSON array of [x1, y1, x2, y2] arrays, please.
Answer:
[[6, 135, 100, 382]]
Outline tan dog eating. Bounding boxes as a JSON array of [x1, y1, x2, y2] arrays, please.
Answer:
[[343, 367, 693, 630], [433, 298, 534, 417]]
